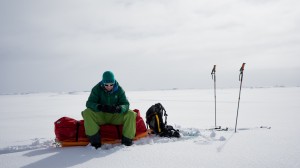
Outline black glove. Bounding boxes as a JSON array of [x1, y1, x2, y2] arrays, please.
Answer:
[[97, 104, 112, 112], [114, 106, 122, 113], [102, 105, 115, 112], [97, 104, 104, 111], [97, 104, 121, 113], [108, 105, 121, 113]]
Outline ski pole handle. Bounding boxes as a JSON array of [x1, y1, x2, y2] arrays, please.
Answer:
[[240, 63, 246, 73], [211, 65, 216, 79], [239, 63, 246, 81], [211, 65, 216, 74]]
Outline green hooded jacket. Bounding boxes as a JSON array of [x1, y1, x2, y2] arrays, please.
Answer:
[[86, 81, 129, 113]]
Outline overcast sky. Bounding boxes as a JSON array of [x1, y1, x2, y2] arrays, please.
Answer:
[[1, 0, 300, 94]]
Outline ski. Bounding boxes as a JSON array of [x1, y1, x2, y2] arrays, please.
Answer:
[[215, 127, 228, 131], [209, 126, 228, 131], [260, 126, 271, 129]]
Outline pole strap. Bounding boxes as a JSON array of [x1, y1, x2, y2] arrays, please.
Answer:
[[211, 65, 216, 80], [239, 63, 246, 81]]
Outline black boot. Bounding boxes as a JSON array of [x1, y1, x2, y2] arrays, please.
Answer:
[[88, 132, 101, 149], [121, 135, 133, 146]]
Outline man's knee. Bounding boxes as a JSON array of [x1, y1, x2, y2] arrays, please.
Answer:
[[125, 110, 137, 120], [82, 108, 94, 118]]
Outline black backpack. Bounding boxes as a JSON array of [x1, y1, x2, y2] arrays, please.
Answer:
[[146, 103, 180, 138]]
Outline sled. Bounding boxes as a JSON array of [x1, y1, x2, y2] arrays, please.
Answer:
[[54, 109, 148, 147], [55, 130, 150, 147]]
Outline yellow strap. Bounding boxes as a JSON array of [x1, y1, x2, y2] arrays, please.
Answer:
[[155, 115, 161, 133]]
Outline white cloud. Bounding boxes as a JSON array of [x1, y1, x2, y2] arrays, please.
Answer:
[[0, 0, 300, 93]]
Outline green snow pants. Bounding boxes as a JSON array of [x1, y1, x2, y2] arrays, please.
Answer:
[[81, 108, 137, 139]]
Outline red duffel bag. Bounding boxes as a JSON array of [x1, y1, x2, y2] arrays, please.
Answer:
[[54, 117, 79, 142], [134, 109, 148, 136]]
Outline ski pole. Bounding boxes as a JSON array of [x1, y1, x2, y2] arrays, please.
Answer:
[[235, 63, 246, 133], [211, 65, 217, 128]]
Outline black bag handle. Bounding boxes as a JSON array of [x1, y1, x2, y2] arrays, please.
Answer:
[[155, 103, 168, 125]]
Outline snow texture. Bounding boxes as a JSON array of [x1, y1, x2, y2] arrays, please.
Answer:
[[0, 87, 300, 168]]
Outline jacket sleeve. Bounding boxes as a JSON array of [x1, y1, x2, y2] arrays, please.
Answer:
[[86, 86, 101, 112], [118, 89, 130, 113]]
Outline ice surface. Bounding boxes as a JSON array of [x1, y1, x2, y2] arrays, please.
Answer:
[[0, 87, 300, 168]]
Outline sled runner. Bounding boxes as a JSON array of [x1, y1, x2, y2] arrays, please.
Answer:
[[54, 109, 148, 147]]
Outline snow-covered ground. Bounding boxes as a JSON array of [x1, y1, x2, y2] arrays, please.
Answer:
[[0, 87, 299, 168]]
